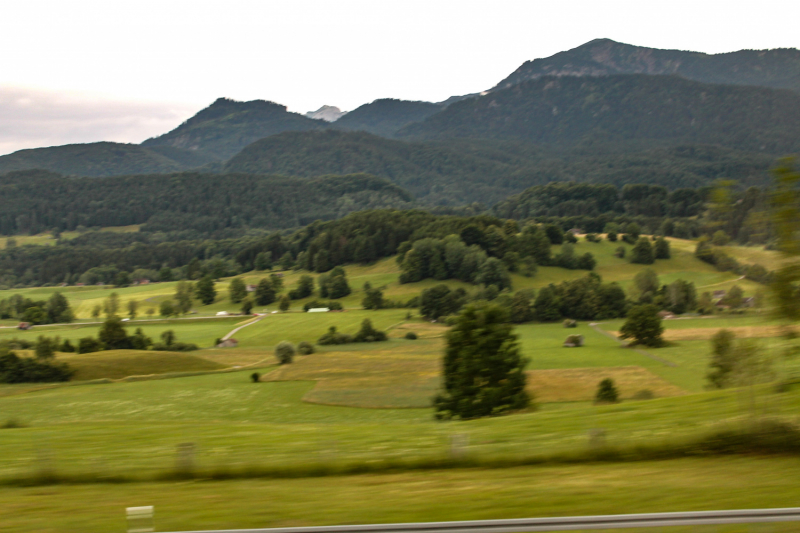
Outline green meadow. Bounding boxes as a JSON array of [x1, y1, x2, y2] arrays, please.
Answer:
[[0, 237, 795, 531]]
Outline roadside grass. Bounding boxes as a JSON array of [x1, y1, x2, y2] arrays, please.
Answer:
[[264, 338, 443, 408], [3, 458, 800, 533], [526, 366, 685, 403], [58, 350, 227, 381]]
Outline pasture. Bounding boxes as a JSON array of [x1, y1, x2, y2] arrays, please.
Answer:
[[0, 237, 794, 532]]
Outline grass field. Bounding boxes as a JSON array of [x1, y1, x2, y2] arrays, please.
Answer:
[[0, 316, 246, 349], [2, 458, 800, 533], [0, 237, 793, 532], [59, 350, 227, 381], [0, 225, 140, 250]]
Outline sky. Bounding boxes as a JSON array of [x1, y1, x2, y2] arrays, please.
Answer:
[[1, 0, 799, 155]]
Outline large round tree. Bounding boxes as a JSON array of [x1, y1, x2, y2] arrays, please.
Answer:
[[434, 302, 530, 420]]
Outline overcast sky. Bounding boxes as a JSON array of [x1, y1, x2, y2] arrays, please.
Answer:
[[2, 0, 798, 155]]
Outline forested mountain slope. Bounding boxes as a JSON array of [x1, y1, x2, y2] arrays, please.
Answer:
[[222, 130, 533, 205], [0, 170, 411, 235], [493, 38, 800, 93], [334, 99, 443, 137], [0, 142, 209, 177], [399, 74, 800, 154], [141, 98, 327, 160]]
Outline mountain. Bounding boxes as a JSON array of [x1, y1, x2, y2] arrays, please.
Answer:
[[222, 130, 538, 205], [492, 38, 800, 93], [141, 98, 327, 160], [0, 170, 412, 235], [220, 129, 772, 206], [305, 105, 346, 122], [0, 142, 208, 177], [334, 99, 443, 137], [399, 74, 800, 154]]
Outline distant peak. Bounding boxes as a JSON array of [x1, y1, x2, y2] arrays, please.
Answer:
[[305, 105, 346, 122]]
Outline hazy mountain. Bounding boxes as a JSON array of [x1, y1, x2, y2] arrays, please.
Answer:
[[493, 38, 800, 93], [399, 74, 800, 154], [141, 97, 327, 160], [0, 142, 208, 177], [334, 99, 443, 137], [305, 105, 346, 122]]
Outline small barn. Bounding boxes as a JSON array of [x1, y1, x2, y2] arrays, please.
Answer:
[[217, 338, 238, 348]]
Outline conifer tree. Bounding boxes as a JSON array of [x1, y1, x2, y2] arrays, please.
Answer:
[[434, 302, 529, 419]]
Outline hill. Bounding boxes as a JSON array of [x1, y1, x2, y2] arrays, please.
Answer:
[[60, 349, 227, 380], [333, 98, 443, 137], [492, 38, 800, 93], [141, 97, 327, 160], [222, 130, 535, 205], [0, 142, 208, 177], [399, 74, 800, 154], [0, 170, 412, 235]]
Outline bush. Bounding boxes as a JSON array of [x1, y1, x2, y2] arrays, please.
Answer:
[[614, 246, 626, 258], [275, 341, 295, 364], [152, 342, 198, 352], [317, 326, 353, 345], [595, 378, 619, 404], [632, 389, 655, 400], [250, 372, 260, 383], [563, 319, 577, 328], [297, 341, 315, 355], [0, 352, 74, 383], [404, 332, 418, 340], [77, 337, 104, 354], [353, 319, 388, 343], [606, 231, 618, 242]]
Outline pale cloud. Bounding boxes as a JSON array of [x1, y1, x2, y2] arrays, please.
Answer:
[[0, 87, 196, 156]]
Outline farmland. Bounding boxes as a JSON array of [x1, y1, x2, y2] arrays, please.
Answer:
[[0, 236, 796, 532]]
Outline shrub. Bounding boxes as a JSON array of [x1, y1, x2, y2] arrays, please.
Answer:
[[317, 326, 353, 345], [77, 337, 104, 354], [607, 231, 618, 242], [275, 341, 295, 364], [632, 389, 655, 400], [250, 372, 260, 383], [614, 246, 626, 258], [297, 341, 315, 355], [563, 319, 577, 328], [595, 378, 619, 404], [404, 332, 418, 340], [152, 342, 198, 352], [353, 319, 388, 343]]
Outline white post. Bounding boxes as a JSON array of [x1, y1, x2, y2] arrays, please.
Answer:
[[126, 506, 154, 533]]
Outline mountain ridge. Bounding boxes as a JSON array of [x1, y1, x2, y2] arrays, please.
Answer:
[[493, 38, 800, 93]]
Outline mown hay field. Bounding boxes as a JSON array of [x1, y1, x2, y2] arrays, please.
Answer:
[[526, 366, 685, 403], [264, 338, 443, 408]]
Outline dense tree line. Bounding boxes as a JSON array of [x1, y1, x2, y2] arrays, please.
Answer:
[[0, 170, 411, 236]]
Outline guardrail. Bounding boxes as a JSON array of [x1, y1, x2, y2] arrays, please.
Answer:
[[164, 507, 800, 533]]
